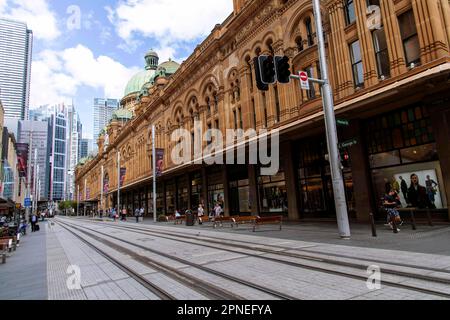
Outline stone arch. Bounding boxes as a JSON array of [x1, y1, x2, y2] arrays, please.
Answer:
[[285, 2, 316, 46]]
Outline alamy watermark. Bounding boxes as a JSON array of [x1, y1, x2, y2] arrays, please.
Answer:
[[171, 121, 280, 176], [66, 5, 81, 31], [66, 265, 82, 290], [366, 265, 382, 290]]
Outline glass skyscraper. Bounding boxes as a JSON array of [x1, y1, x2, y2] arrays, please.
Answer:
[[93, 98, 119, 139], [0, 18, 33, 120]]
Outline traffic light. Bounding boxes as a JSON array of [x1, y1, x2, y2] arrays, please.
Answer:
[[258, 55, 276, 85], [253, 57, 268, 91], [274, 55, 291, 83], [341, 149, 351, 169]]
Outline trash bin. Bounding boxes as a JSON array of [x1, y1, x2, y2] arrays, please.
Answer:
[[185, 210, 195, 226]]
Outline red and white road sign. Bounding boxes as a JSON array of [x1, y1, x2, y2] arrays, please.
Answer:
[[299, 71, 310, 90]]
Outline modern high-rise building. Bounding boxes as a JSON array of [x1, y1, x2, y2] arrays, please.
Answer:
[[0, 18, 33, 120], [49, 108, 67, 202], [93, 98, 119, 139], [18, 120, 52, 201], [66, 105, 82, 201], [80, 138, 94, 159]]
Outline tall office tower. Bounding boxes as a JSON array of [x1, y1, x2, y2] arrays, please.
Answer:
[[18, 120, 52, 201], [80, 138, 93, 159], [65, 105, 83, 201], [0, 18, 33, 120], [48, 106, 67, 202], [93, 98, 119, 139]]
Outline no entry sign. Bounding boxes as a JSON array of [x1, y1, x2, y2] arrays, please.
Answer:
[[299, 71, 310, 90]]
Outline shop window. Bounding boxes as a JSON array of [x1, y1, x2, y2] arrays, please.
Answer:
[[398, 10, 421, 66], [258, 169, 288, 215]]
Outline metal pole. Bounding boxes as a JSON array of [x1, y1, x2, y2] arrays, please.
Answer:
[[32, 149, 38, 215], [313, 0, 351, 238], [25, 132, 32, 222], [117, 151, 121, 214], [77, 184, 80, 217], [84, 178, 87, 216], [152, 125, 157, 223], [100, 165, 104, 212]]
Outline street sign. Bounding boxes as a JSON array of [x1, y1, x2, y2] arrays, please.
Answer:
[[336, 119, 350, 127], [299, 71, 310, 90], [24, 198, 31, 208], [339, 139, 358, 149]]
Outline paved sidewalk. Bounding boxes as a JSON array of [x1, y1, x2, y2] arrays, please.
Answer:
[[0, 223, 48, 300], [126, 218, 450, 256]]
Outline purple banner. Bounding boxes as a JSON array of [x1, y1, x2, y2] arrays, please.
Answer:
[[120, 168, 126, 187], [156, 149, 164, 177], [16, 143, 29, 178]]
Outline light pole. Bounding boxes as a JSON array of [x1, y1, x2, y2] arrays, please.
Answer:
[[117, 151, 121, 215], [312, 0, 351, 238], [77, 184, 80, 217], [25, 132, 32, 222], [83, 178, 87, 216], [152, 125, 157, 223]]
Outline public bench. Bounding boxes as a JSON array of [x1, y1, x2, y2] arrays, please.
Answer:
[[212, 216, 237, 228], [252, 216, 283, 232], [169, 215, 186, 225], [0, 235, 17, 251], [231, 216, 257, 228]]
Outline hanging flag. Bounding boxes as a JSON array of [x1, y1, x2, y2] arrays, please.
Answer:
[[155, 149, 165, 177], [120, 168, 127, 187]]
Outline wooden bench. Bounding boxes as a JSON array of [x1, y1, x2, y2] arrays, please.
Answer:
[[173, 215, 186, 225], [0, 241, 9, 264], [253, 216, 283, 232], [0, 237, 14, 253], [212, 216, 237, 228], [231, 216, 257, 228], [197, 216, 210, 224]]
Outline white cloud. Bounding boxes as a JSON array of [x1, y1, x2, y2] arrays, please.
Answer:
[[29, 45, 140, 108], [0, 0, 60, 41], [108, 0, 233, 51]]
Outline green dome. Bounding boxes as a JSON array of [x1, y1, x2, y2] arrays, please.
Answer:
[[158, 59, 180, 75], [124, 69, 156, 97], [112, 108, 133, 121]]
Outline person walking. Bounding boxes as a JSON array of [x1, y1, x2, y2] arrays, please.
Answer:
[[30, 214, 37, 233], [197, 204, 205, 225], [139, 207, 145, 222], [383, 189, 403, 232], [134, 208, 140, 223], [122, 208, 127, 221]]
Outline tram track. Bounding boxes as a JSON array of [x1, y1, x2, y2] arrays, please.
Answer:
[[55, 218, 297, 300], [69, 218, 450, 299]]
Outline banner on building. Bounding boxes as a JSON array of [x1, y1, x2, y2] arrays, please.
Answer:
[[103, 175, 110, 194], [155, 149, 165, 177], [86, 188, 91, 200], [120, 168, 126, 187], [16, 143, 29, 178]]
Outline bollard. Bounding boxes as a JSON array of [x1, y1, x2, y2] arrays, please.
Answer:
[[410, 208, 417, 230], [426, 209, 434, 227], [369, 213, 377, 237]]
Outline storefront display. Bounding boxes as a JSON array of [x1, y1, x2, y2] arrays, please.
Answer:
[[367, 105, 447, 213], [258, 170, 288, 215]]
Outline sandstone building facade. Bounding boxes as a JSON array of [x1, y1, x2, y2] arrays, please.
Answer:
[[76, 0, 450, 222]]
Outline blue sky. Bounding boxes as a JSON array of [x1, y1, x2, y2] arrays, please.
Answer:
[[0, 0, 233, 138]]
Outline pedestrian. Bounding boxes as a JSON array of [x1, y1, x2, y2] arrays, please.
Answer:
[[383, 189, 403, 231], [30, 214, 37, 232], [122, 208, 127, 221], [214, 203, 223, 218], [139, 207, 145, 221], [135, 208, 140, 223], [175, 209, 181, 224], [197, 204, 205, 225]]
